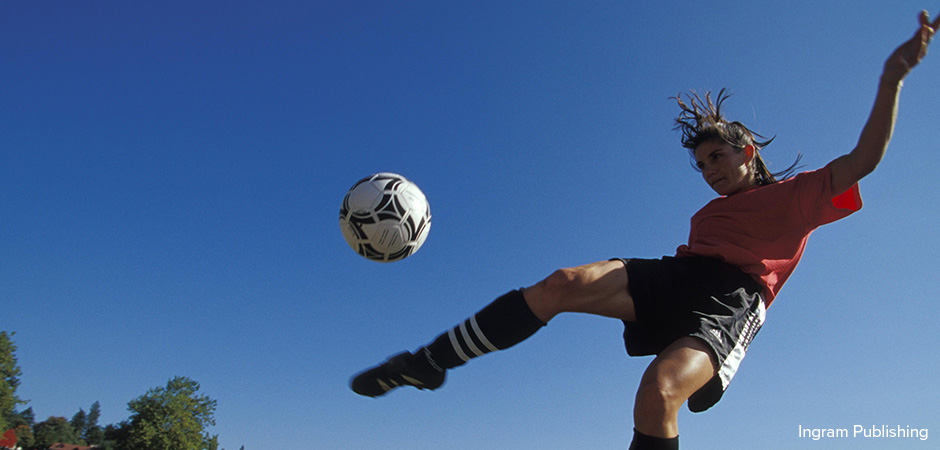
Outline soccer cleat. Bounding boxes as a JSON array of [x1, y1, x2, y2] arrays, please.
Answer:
[[351, 351, 445, 397]]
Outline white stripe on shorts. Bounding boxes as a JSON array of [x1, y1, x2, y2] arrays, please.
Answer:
[[718, 300, 766, 389]]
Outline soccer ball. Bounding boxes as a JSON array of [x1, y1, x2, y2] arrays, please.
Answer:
[[339, 173, 431, 262]]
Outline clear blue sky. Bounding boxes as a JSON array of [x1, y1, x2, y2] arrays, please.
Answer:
[[3, 1, 939, 449]]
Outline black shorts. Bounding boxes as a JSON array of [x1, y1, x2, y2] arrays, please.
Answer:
[[617, 256, 766, 412]]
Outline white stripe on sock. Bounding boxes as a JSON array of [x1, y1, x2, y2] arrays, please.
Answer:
[[448, 328, 471, 362], [459, 321, 484, 357], [470, 315, 499, 353]]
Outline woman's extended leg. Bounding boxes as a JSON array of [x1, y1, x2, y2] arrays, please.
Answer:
[[350, 259, 636, 397]]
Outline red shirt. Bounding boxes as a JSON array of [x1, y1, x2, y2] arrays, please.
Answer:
[[676, 164, 862, 306]]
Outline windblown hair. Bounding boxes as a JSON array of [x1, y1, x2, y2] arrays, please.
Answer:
[[673, 88, 801, 185]]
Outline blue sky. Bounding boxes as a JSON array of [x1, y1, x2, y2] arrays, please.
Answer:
[[2, 1, 939, 449]]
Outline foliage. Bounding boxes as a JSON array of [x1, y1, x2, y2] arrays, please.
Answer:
[[16, 407, 35, 428], [84, 401, 104, 446], [13, 424, 35, 449], [121, 376, 219, 450], [0, 332, 25, 432], [0, 333, 237, 450], [100, 421, 130, 450], [69, 409, 86, 438], [31, 416, 84, 449]]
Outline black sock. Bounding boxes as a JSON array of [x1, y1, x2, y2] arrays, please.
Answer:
[[420, 289, 546, 371], [629, 429, 678, 450]]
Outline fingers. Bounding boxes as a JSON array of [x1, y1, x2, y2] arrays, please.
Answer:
[[915, 11, 937, 48], [922, 10, 940, 34]]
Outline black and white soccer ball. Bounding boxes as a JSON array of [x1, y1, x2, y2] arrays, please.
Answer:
[[339, 173, 431, 262]]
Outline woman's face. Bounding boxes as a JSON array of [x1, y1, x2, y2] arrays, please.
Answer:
[[694, 139, 756, 196]]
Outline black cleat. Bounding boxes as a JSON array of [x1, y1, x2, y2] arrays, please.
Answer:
[[351, 351, 445, 397]]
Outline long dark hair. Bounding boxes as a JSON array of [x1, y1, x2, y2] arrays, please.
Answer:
[[673, 89, 801, 185]]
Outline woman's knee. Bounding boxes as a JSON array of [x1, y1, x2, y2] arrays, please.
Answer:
[[526, 261, 633, 321], [632, 372, 686, 437], [635, 372, 684, 415], [634, 339, 717, 429], [537, 267, 586, 302], [544, 267, 587, 293], [524, 267, 585, 320]]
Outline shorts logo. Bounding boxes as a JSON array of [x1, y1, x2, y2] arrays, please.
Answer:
[[709, 328, 723, 342]]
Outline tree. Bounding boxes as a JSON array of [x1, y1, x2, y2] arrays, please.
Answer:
[[0, 332, 25, 432], [18, 407, 35, 428], [121, 376, 218, 450], [13, 423, 35, 449], [4, 407, 36, 450], [31, 416, 84, 449], [84, 401, 104, 446], [69, 409, 86, 437], [99, 421, 130, 450]]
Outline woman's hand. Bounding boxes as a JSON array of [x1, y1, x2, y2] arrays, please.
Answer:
[[883, 10, 940, 83]]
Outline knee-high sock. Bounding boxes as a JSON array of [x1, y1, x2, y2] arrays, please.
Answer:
[[421, 289, 546, 371], [629, 429, 679, 450]]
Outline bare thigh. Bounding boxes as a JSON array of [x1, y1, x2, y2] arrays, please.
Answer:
[[523, 259, 636, 323]]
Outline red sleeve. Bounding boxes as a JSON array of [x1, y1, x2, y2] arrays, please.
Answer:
[[798, 164, 862, 227], [832, 183, 862, 211]]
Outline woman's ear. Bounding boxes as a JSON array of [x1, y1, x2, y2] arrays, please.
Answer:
[[743, 145, 755, 164]]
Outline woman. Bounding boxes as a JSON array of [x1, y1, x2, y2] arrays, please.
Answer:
[[351, 11, 939, 450]]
